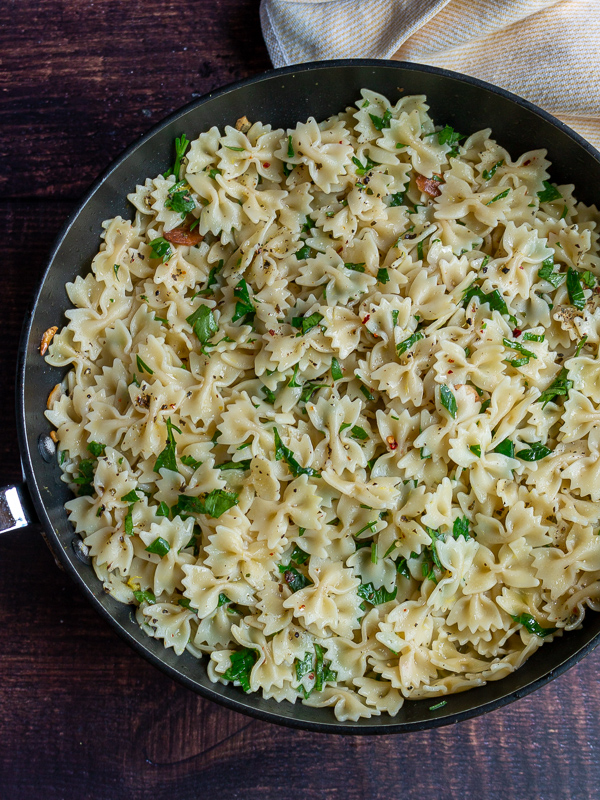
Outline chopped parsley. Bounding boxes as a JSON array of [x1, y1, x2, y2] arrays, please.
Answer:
[[180, 455, 203, 470], [186, 304, 218, 346], [352, 154, 379, 176], [344, 262, 365, 272], [222, 648, 258, 693], [163, 134, 190, 179], [537, 181, 562, 203], [154, 417, 181, 474], [287, 134, 295, 159], [397, 331, 424, 355], [295, 644, 337, 698], [439, 385, 457, 419], [136, 354, 153, 375], [377, 267, 390, 284], [469, 444, 481, 457], [149, 237, 173, 263], [369, 108, 392, 131], [358, 582, 397, 606], [165, 184, 196, 218], [511, 613, 557, 637], [73, 458, 96, 497], [493, 439, 515, 458], [295, 244, 311, 260], [219, 459, 251, 471], [194, 259, 223, 297], [171, 489, 239, 520], [566, 267, 586, 310], [232, 278, 255, 323], [279, 564, 312, 593], [486, 188, 510, 205], [537, 257, 564, 287], [291, 311, 324, 336], [388, 192, 404, 207], [482, 159, 504, 180], [462, 283, 516, 325], [452, 516, 471, 540], [145, 536, 170, 557], [331, 357, 343, 381], [87, 441, 106, 458], [133, 589, 156, 605], [273, 427, 320, 478], [516, 441, 552, 461]]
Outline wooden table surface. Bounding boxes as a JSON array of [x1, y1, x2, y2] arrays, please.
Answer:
[[2, 2, 599, 798]]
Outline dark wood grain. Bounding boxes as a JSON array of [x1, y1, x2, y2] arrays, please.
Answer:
[[2, 3, 600, 799]]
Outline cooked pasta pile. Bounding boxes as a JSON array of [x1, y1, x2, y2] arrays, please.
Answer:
[[45, 90, 600, 721]]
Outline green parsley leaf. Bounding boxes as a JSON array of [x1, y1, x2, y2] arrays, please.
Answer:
[[486, 188, 510, 205], [462, 283, 516, 325], [222, 648, 258, 693], [87, 441, 106, 458], [350, 425, 368, 441], [273, 427, 320, 478], [369, 108, 392, 131], [537, 181, 562, 203], [232, 278, 255, 323], [295, 244, 311, 260], [396, 557, 410, 578], [440, 385, 457, 419], [136, 354, 154, 375], [299, 383, 327, 403], [582, 271, 597, 289], [145, 536, 170, 557], [217, 593, 231, 608], [186, 304, 218, 345], [523, 332, 544, 342], [218, 459, 251, 471], [163, 134, 190, 179], [154, 417, 181, 474], [224, 145, 245, 152], [469, 444, 481, 457], [287, 134, 294, 159], [452, 516, 471, 540], [149, 237, 173, 263], [511, 613, 557, 637], [180, 455, 203, 470], [480, 398, 491, 413], [352, 154, 380, 176], [567, 267, 586, 310], [482, 159, 504, 180], [156, 501, 170, 518], [165, 187, 196, 218], [203, 489, 239, 518], [195, 259, 223, 297], [377, 267, 389, 284], [388, 192, 404, 207], [120, 490, 140, 504], [261, 385, 277, 404], [288, 365, 301, 388], [278, 564, 312, 593], [575, 335, 588, 357], [397, 331, 424, 355], [291, 311, 324, 336], [516, 441, 552, 461], [429, 701, 447, 711], [113, 264, 120, 281], [503, 337, 537, 361], [344, 262, 366, 272], [437, 124, 465, 151], [290, 545, 310, 565], [331, 357, 343, 381], [133, 589, 156, 604], [358, 582, 398, 606], [537, 257, 564, 288], [493, 439, 515, 458]]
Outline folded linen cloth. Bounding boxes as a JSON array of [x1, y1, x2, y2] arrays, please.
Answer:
[[260, 0, 600, 149]]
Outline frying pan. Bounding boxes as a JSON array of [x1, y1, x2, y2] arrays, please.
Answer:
[[4, 59, 600, 734]]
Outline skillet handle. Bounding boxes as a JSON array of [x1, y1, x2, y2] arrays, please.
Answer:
[[0, 484, 37, 533]]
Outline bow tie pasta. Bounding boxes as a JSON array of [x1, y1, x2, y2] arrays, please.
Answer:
[[45, 89, 600, 722]]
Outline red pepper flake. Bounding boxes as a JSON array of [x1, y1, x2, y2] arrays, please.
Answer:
[[268, 329, 275, 336], [513, 328, 522, 337], [362, 315, 371, 324], [263, 162, 271, 168], [523, 159, 531, 166], [386, 435, 398, 451], [448, 370, 453, 374]]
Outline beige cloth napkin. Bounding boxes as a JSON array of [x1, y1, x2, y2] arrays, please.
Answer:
[[260, 0, 600, 150]]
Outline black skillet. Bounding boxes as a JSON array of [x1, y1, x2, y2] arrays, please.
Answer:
[[4, 60, 600, 734]]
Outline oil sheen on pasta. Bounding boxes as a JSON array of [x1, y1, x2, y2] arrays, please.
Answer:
[[45, 89, 600, 722]]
